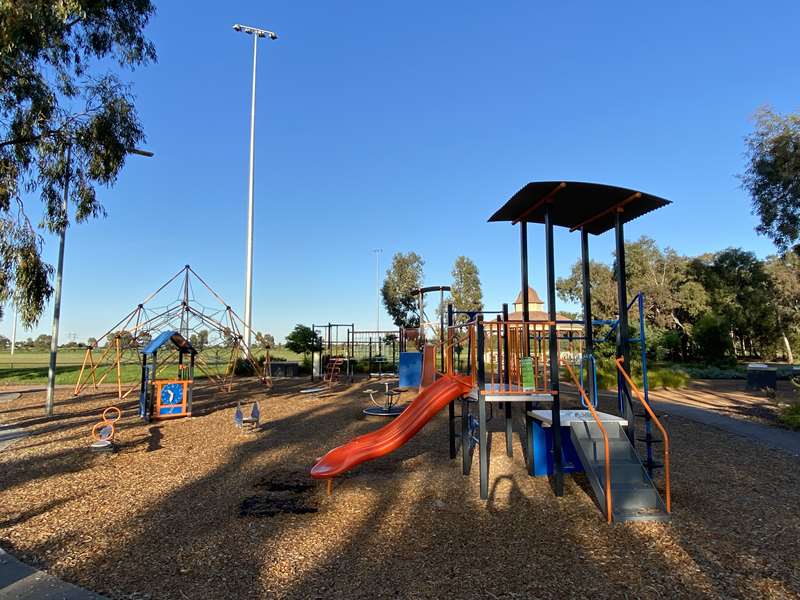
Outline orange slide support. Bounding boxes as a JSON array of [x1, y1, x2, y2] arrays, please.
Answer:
[[310, 374, 473, 479]]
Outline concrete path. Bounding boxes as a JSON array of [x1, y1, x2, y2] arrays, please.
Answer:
[[0, 426, 26, 453], [0, 393, 106, 599], [0, 393, 26, 453], [651, 397, 800, 458], [586, 383, 800, 458], [0, 549, 106, 599]]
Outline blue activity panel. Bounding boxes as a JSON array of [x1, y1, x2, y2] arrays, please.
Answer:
[[158, 382, 185, 415]]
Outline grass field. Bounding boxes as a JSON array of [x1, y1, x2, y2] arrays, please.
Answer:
[[0, 347, 304, 385]]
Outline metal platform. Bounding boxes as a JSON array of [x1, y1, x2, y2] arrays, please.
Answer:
[[470, 383, 554, 403], [527, 409, 627, 427], [363, 405, 406, 417]]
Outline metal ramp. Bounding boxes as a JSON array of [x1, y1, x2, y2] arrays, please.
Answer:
[[570, 420, 669, 522]]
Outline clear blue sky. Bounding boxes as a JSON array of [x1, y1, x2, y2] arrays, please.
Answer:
[[6, 1, 800, 343]]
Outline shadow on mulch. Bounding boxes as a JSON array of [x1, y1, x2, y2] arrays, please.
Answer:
[[239, 472, 320, 517], [146, 425, 163, 452]]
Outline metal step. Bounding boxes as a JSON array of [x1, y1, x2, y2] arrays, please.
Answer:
[[570, 420, 669, 523], [636, 436, 663, 444]]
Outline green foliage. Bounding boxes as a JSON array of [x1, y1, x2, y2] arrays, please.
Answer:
[[558, 237, 709, 363], [450, 256, 483, 323], [0, 1, 156, 326], [230, 358, 255, 377], [381, 251, 424, 328], [741, 107, 800, 251], [228, 355, 268, 377], [34, 333, 52, 349], [651, 329, 683, 361], [690, 249, 777, 357], [649, 368, 689, 389], [557, 260, 617, 319], [284, 324, 323, 355], [624, 237, 707, 330], [779, 403, 800, 430], [692, 313, 735, 364], [189, 329, 209, 351], [764, 252, 800, 361], [594, 360, 618, 390], [682, 365, 745, 379], [254, 331, 275, 349]]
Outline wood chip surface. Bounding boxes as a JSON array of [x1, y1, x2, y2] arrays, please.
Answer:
[[0, 379, 798, 599]]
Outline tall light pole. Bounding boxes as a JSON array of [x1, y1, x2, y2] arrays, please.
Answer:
[[233, 23, 278, 348], [45, 146, 152, 417], [372, 249, 382, 333]]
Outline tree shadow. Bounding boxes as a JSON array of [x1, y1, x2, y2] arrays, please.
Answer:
[[1, 380, 798, 599]]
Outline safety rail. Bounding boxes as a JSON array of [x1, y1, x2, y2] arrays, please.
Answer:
[[562, 360, 613, 523], [433, 323, 474, 380], [477, 319, 583, 395], [615, 357, 671, 513], [500, 319, 548, 394], [440, 318, 590, 397]]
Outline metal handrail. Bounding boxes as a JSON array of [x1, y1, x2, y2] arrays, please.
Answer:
[[615, 357, 671, 513], [562, 360, 613, 523]]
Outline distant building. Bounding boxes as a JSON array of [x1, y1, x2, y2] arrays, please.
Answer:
[[509, 287, 580, 332]]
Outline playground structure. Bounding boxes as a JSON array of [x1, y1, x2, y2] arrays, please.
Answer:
[[89, 406, 121, 452], [138, 331, 197, 421], [398, 285, 451, 352], [311, 287, 451, 385], [310, 323, 402, 382], [347, 329, 401, 380], [73, 265, 271, 406], [312, 181, 673, 523]]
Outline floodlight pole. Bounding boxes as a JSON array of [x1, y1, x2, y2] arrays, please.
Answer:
[[234, 23, 277, 349]]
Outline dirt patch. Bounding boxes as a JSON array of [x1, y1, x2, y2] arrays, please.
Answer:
[[240, 472, 319, 517]]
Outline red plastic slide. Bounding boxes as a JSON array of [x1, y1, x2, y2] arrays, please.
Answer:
[[310, 374, 473, 479]]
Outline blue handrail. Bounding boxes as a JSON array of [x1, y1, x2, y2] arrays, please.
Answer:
[[578, 353, 599, 408]]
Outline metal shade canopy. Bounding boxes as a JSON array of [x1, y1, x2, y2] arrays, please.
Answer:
[[488, 181, 671, 235]]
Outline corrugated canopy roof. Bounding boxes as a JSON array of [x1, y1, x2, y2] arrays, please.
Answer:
[[488, 181, 671, 235]]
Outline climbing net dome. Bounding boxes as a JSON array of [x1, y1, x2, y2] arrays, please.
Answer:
[[73, 265, 271, 401]]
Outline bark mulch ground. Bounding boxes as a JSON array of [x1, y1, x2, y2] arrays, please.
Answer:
[[0, 378, 799, 599]]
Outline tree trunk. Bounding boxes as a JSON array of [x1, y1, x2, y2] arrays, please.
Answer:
[[782, 331, 794, 364]]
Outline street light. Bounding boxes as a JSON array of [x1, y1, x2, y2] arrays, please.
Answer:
[[233, 23, 278, 349], [44, 147, 153, 416], [372, 249, 382, 333]]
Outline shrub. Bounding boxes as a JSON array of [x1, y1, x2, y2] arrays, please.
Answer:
[[693, 313, 734, 365], [780, 403, 800, 429], [683, 365, 745, 379], [657, 368, 689, 389], [651, 329, 683, 362], [228, 355, 268, 377]]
